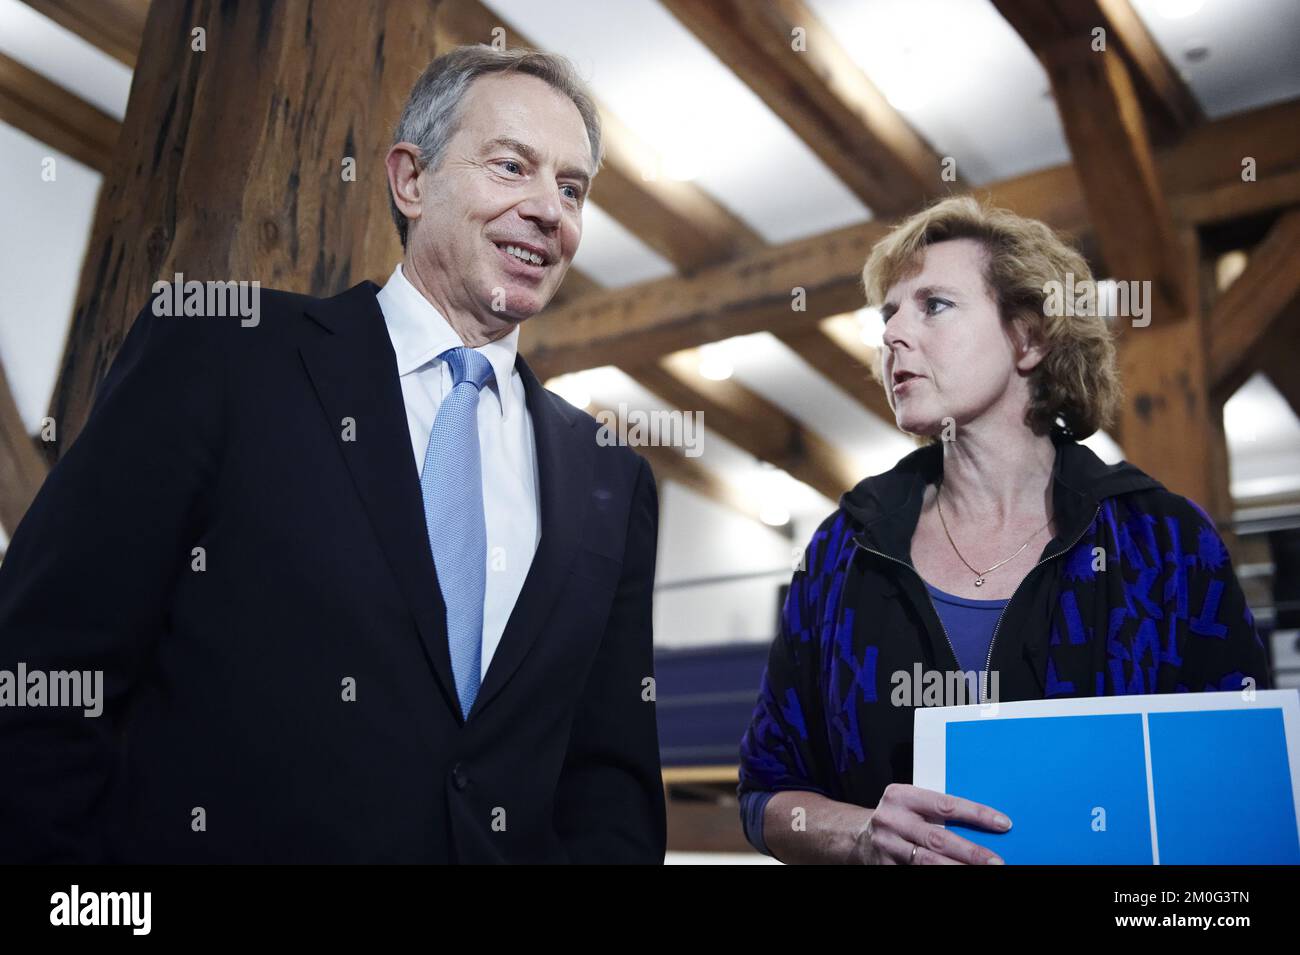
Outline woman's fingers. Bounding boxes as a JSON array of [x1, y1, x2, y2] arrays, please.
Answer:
[[873, 784, 1010, 864], [869, 807, 988, 865], [863, 815, 910, 865], [900, 816, 1003, 865], [913, 844, 963, 865], [888, 784, 1012, 833]]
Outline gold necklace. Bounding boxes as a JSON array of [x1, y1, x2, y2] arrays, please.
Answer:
[[935, 484, 1054, 587]]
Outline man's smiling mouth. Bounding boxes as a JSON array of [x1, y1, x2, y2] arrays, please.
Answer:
[[493, 241, 549, 268]]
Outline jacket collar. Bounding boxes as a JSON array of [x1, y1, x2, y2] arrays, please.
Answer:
[[300, 280, 587, 725], [843, 429, 1164, 565], [376, 263, 523, 420]]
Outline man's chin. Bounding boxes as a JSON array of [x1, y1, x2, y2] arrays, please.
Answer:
[[480, 285, 553, 324]]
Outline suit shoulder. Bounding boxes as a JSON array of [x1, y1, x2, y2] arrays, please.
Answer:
[[551, 397, 650, 479]]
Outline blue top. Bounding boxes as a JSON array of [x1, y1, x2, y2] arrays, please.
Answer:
[[922, 581, 1010, 674], [740, 580, 1008, 857]]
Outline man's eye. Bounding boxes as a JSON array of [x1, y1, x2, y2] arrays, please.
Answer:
[[499, 160, 523, 175], [561, 184, 583, 201]]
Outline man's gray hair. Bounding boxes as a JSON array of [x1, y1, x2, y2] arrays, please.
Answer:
[[388, 45, 603, 249]]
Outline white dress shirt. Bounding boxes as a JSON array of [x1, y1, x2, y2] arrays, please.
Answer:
[[376, 263, 540, 675]]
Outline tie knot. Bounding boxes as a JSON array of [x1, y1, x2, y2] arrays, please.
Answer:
[[441, 346, 494, 392]]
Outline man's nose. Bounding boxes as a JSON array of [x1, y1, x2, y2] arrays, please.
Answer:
[[516, 182, 562, 232]]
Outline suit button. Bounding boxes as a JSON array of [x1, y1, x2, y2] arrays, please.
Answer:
[[451, 763, 469, 790]]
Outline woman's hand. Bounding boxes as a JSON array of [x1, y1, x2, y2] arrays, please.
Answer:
[[855, 783, 1011, 865]]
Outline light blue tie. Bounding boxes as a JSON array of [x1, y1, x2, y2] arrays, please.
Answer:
[[420, 346, 494, 720]]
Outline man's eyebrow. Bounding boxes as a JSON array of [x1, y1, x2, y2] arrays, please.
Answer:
[[483, 137, 540, 164], [483, 137, 591, 188]]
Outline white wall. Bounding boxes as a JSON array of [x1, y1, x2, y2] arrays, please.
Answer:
[[653, 480, 827, 648]]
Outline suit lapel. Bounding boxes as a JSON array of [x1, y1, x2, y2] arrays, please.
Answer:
[[298, 282, 460, 716], [471, 354, 591, 717]]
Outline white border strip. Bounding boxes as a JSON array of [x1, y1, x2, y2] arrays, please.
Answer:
[[1142, 711, 1160, 864]]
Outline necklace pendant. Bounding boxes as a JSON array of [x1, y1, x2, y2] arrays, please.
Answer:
[[974, 576, 985, 587]]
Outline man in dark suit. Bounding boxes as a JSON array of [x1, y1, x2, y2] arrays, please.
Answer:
[[0, 46, 666, 863]]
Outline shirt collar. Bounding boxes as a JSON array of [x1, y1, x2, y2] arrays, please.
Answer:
[[376, 262, 520, 418]]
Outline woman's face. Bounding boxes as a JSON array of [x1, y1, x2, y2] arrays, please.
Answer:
[[879, 238, 1036, 437]]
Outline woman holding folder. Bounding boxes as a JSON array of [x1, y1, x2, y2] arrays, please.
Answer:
[[738, 197, 1270, 864]]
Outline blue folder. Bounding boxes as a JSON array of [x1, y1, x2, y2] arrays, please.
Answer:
[[938, 704, 1300, 864]]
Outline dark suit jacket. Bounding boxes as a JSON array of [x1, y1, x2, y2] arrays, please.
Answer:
[[0, 280, 666, 863]]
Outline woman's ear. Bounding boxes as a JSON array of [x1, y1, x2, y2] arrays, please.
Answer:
[[1012, 316, 1048, 372]]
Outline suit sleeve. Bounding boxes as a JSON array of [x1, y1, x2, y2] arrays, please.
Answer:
[[553, 454, 667, 863], [0, 299, 226, 862]]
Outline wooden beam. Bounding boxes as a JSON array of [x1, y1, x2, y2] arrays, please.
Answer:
[[631, 352, 859, 502], [0, 360, 49, 536], [19, 0, 148, 69], [546, 267, 602, 310], [1094, 0, 1203, 140], [994, 0, 1188, 320], [774, 322, 894, 426], [0, 50, 118, 172], [518, 153, 1114, 374], [1172, 167, 1300, 227], [1207, 209, 1300, 400], [523, 216, 887, 373], [520, 88, 1300, 376], [1258, 304, 1300, 420], [48, 0, 446, 460], [434, 0, 763, 272], [1116, 229, 1232, 525], [660, 0, 954, 214], [1162, 98, 1300, 225]]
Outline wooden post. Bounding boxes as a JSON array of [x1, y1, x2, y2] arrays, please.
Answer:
[[1116, 230, 1233, 530], [47, 0, 446, 459]]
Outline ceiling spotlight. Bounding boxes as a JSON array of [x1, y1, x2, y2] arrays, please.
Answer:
[[760, 501, 791, 527], [856, 306, 885, 347], [546, 373, 590, 409], [698, 344, 733, 381]]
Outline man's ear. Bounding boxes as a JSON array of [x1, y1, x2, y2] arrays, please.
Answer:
[[1012, 316, 1048, 373], [386, 142, 424, 224]]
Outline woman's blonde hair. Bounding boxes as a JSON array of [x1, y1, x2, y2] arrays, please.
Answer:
[[861, 195, 1120, 441]]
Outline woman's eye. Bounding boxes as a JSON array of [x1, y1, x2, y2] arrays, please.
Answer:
[[926, 297, 952, 315]]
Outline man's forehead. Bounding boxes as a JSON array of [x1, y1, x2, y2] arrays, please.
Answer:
[[459, 73, 592, 171]]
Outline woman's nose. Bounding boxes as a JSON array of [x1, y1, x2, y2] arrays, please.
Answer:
[[882, 314, 907, 350]]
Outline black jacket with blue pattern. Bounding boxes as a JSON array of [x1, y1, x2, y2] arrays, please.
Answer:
[[738, 430, 1272, 818]]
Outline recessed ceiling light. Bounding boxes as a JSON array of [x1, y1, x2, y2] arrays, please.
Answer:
[[698, 344, 733, 381], [760, 501, 791, 527], [545, 373, 590, 409]]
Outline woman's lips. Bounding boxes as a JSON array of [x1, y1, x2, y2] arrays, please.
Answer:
[[892, 374, 923, 394]]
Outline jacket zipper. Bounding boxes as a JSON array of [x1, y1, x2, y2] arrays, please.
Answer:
[[851, 539, 961, 686], [980, 503, 1100, 703], [853, 502, 1100, 704]]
